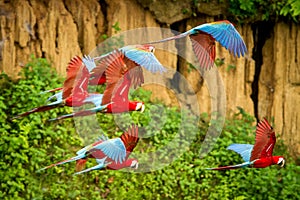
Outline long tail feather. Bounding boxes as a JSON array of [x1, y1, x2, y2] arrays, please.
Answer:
[[145, 32, 189, 44], [40, 87, 63, 94], [11, 103, 62, 120], [48, 105, 108, 122], [37, 153, 86, 172], [206, 162, 251, 170], [48, 109, 96, 122]]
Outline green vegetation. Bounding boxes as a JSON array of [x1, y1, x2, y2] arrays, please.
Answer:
[[228, 0, 300, 22], [0, 57, 300, 199], [98, 22, 125, 55]]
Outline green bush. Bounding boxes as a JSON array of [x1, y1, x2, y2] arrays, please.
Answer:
[[0, 56, 299, 199], [228, 0, 300, 22]]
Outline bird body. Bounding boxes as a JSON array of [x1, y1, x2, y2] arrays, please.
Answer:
[[207, 118, 285, 170], [48, 49, 148, 121], [38, 125, 139, 174], [146, 20, 247, 69], [11, 55, 103, 119]]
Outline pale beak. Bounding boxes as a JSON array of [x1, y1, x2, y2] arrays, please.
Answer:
[[151, 47, 155, 53], [136, 103, 145, 113], [280, 159, 285, 167], [130, 160, 139, 169], [277, 157, 285, 167]]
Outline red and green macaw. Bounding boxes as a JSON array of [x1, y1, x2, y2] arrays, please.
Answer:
[[207, 118, 285, 170], [12, 55, 104, 119], [91, 44, 165, 86], [38, 124, 139, 175], [147, 20, 247, 70], [49, 45, 164, 121], [44, 44, 164, 91]]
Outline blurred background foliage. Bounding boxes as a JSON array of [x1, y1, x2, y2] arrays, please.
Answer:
[[227, 0, 300, 22], [0, 56, 299, 200]]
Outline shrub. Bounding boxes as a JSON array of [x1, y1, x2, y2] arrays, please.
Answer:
[[0, 56, 299, 199]]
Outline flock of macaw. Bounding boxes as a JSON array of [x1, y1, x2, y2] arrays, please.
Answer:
[[13, 20, 285, 175]]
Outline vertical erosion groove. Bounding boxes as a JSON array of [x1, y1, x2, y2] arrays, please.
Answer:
[[250, 21, 274, 122], [99, 0, 108, 35], [169, 20, 187, 93]]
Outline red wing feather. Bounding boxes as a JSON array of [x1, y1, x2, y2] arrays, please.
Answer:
[[250, 118, 276, 161], [89, 62, 107, 85], [123, 57, 144, 89], [101, 50, 129, 105], [62, 56, 85, 99], [70, 65, 90, 103], [189, 32, 216, 70], [120, 125, 139, 157]]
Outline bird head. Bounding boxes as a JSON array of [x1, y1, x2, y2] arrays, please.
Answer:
[[135, 44, 155, 53]]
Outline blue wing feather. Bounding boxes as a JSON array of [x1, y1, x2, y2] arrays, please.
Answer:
[[82, 55, 97, 72], [120, 46, 166, 73], [76, 135, 108, 155], [227, 144, 253, 162], [93, 138, 126, 164], [46, 91, 63, 103], [195, 21, 247, 57], [83, 93, 103, 107]]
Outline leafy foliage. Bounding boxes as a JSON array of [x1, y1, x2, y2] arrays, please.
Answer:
[[228, 0, 300, 22], [0, 56, 299, 199]]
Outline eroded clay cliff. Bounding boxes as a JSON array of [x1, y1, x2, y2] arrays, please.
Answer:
[[0, 0, 299, 156]]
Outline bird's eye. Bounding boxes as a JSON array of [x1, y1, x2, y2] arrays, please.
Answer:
[[150, 48, 155, 53]]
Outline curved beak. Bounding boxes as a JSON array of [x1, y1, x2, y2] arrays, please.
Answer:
[[280, 159, 285, 167], [134, 162, 139, 169], [136, 102, 145, 113], [277, 157, 285, 167]]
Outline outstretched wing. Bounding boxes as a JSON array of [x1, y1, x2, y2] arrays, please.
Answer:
[[99, 49, 130, 105], [250, 118, 276, 161], [227, 144, 254, 162], [62, 56, 91, 101], [194, 20, 247, 58], [91, 138, 126, 164], [62, 56, 84, 99], [120, 124, 139, 158], [189, 32, 216, 70]]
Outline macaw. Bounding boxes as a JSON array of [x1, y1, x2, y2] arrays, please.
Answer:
[[38, 124, 139, 174], [43, 44, 165, 91], [12, 55, 103, 119], [206, 118, 285, 170], [91, 44, 165, 86], [48, 48, 159, 121], [146, 20, 247, 70]]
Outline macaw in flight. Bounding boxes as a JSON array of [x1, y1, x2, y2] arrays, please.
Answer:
[[48, 46, 163, 121], [207, 118, 285, 170], [38, 124, 139, 175], [12, 55, 104, 119], [44, 44, 165, 92], [146, 20, 247, 70]]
